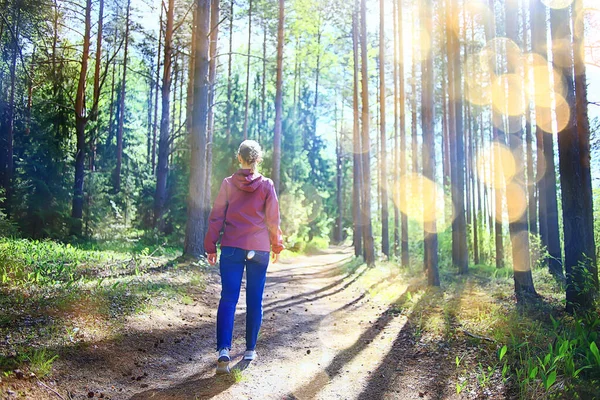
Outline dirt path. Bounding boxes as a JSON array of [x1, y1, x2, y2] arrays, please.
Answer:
[[12, 246, 462, 400]]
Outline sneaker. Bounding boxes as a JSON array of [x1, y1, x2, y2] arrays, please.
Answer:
[[216, 348, 230, 374], [243, 350, 256, 361]]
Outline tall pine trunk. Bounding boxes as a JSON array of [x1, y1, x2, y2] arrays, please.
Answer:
[[184, 0, 211, 257], [204, 0, 220, 225], [71, 0, 92, 236], [360, 0, 375, 266], [272, 0, 284, 194], [379, 0, 389, 257], [352, 0, 363, 258], [242, 0, 252, 139], [505, 0, 536, 300], [422, 0, 439, 286], [113, 0, 131, 193], [154, 0, 175, 230]]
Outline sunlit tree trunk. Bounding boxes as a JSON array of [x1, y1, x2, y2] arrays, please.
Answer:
[[505, 0, 536, 300], [204, 0, 220, 225], [226, 0, 233, 140], [552, 4, 596, 311], [532, 0, 562, 277], [272, 0, 284, 194], [379, 0, 389, 258], [352, 0, 363, 258], [422, 0, 439, 286], [154, 0, 175, 230], [152, 5, 162, 175], [184, 0, 211, 258], [573, 0, 597, 288], [113, 0, 131, 193], [485, 0, 504, 269], [242, 0, 252, 140], [71, 0, 92, 236], [448, 0, 468, 274], [360, 0, 375, 266]]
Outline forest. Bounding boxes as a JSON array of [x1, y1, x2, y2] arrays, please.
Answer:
[[1, 0, 600, 398]]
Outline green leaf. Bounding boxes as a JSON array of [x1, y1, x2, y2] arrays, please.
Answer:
[[545, 371, 557, 390], [530, 366, 538, 379], [499, 345, 507, 362], [590, 342, 600, 365]]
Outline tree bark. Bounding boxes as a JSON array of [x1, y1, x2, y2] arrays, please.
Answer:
[[204, 0, 220, 225], [71, 0, 92, 236], [531, 0, 563, 277], [360, 0, 375, 266], [184, 0, 211, 258], [552, 4, 596, 311], [573, 0, 598, 288], [505, 0, 536, 300], [422, 0, 439, 286], [242, 0, 252, 139], [448, 0, 468, 274], [272, 0, 284, 194], [154, 0, 175, 230], [352, 0, 363, 258], [113, 0, 131, 193], [379, 0, 389, 258]]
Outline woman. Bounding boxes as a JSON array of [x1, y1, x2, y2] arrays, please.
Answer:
[[204, 140, 284, 374]]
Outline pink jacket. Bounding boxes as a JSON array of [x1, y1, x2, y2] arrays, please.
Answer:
[[204, 169, 284, 254]]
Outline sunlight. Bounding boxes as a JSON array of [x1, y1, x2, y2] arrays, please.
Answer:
[[483, 37, 522, 75], [476, 142, 516, 189], [535, 94, 571, 133], [504, 182, 528, 223], [541, 0, 574, 9], [465, 49, 493, 106], [492, 74, 526, 117], [394, 173, 452, 234], [525, 58, 567, 108]]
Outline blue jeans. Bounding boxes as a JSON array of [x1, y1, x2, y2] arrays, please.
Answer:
[[217, 246, 269, 351]]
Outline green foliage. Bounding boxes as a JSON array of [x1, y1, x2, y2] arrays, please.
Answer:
[[27, 348, 59, 378], [0, 238, 98, 285]]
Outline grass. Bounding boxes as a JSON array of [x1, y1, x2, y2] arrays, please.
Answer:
[[0, 237, 208, 380], [27, 349, 58, 378]]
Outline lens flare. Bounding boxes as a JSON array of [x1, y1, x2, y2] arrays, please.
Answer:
[[476, 142, 516, 189], [483, 37, 522, 75], [525, 61, 567, 108], [465, 50, 494, 106], [492, 74, 526, 117], [505, 182, 528, 223], [534, 94, 571, 134], [394, 173, 453, 233]]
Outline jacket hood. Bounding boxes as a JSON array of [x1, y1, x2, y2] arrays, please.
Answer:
[[232, 169, 264, 192]]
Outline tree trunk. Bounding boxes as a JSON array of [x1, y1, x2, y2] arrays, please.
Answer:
[[360, 0, 375, 266], [379, 0, 389, 258], [261, 17, 267, 141], [152, 6, 164, 174], [71, 0, 92, 236], [272, 0, 284, 194], [573, 0, 598, 288], [184, 0, 211, 258], [505, 0, 536, 300], [552, 4, 596, 311], [226, 0, 234, 140], [154, 0, 175, 230], [242, 0, 252, 140], [352, 0, 363, 258], [204, 0, 220, 225], [335, 98, 343, 244], [448, 0, 468, 274], [3, 8, 20, 205], [531, 0, 563, 277], [114, 0, 131, 193], [422, 0, 439, 286]]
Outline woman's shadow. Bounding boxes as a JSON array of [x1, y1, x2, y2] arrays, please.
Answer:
[[129, 360, 252, 400]]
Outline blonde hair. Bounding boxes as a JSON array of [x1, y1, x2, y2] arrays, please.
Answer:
[[238, 140, 263, 172]]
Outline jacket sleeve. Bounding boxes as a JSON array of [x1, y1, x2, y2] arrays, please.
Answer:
[[204, 179, 228, 254], [265, 180, 285, 254]]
